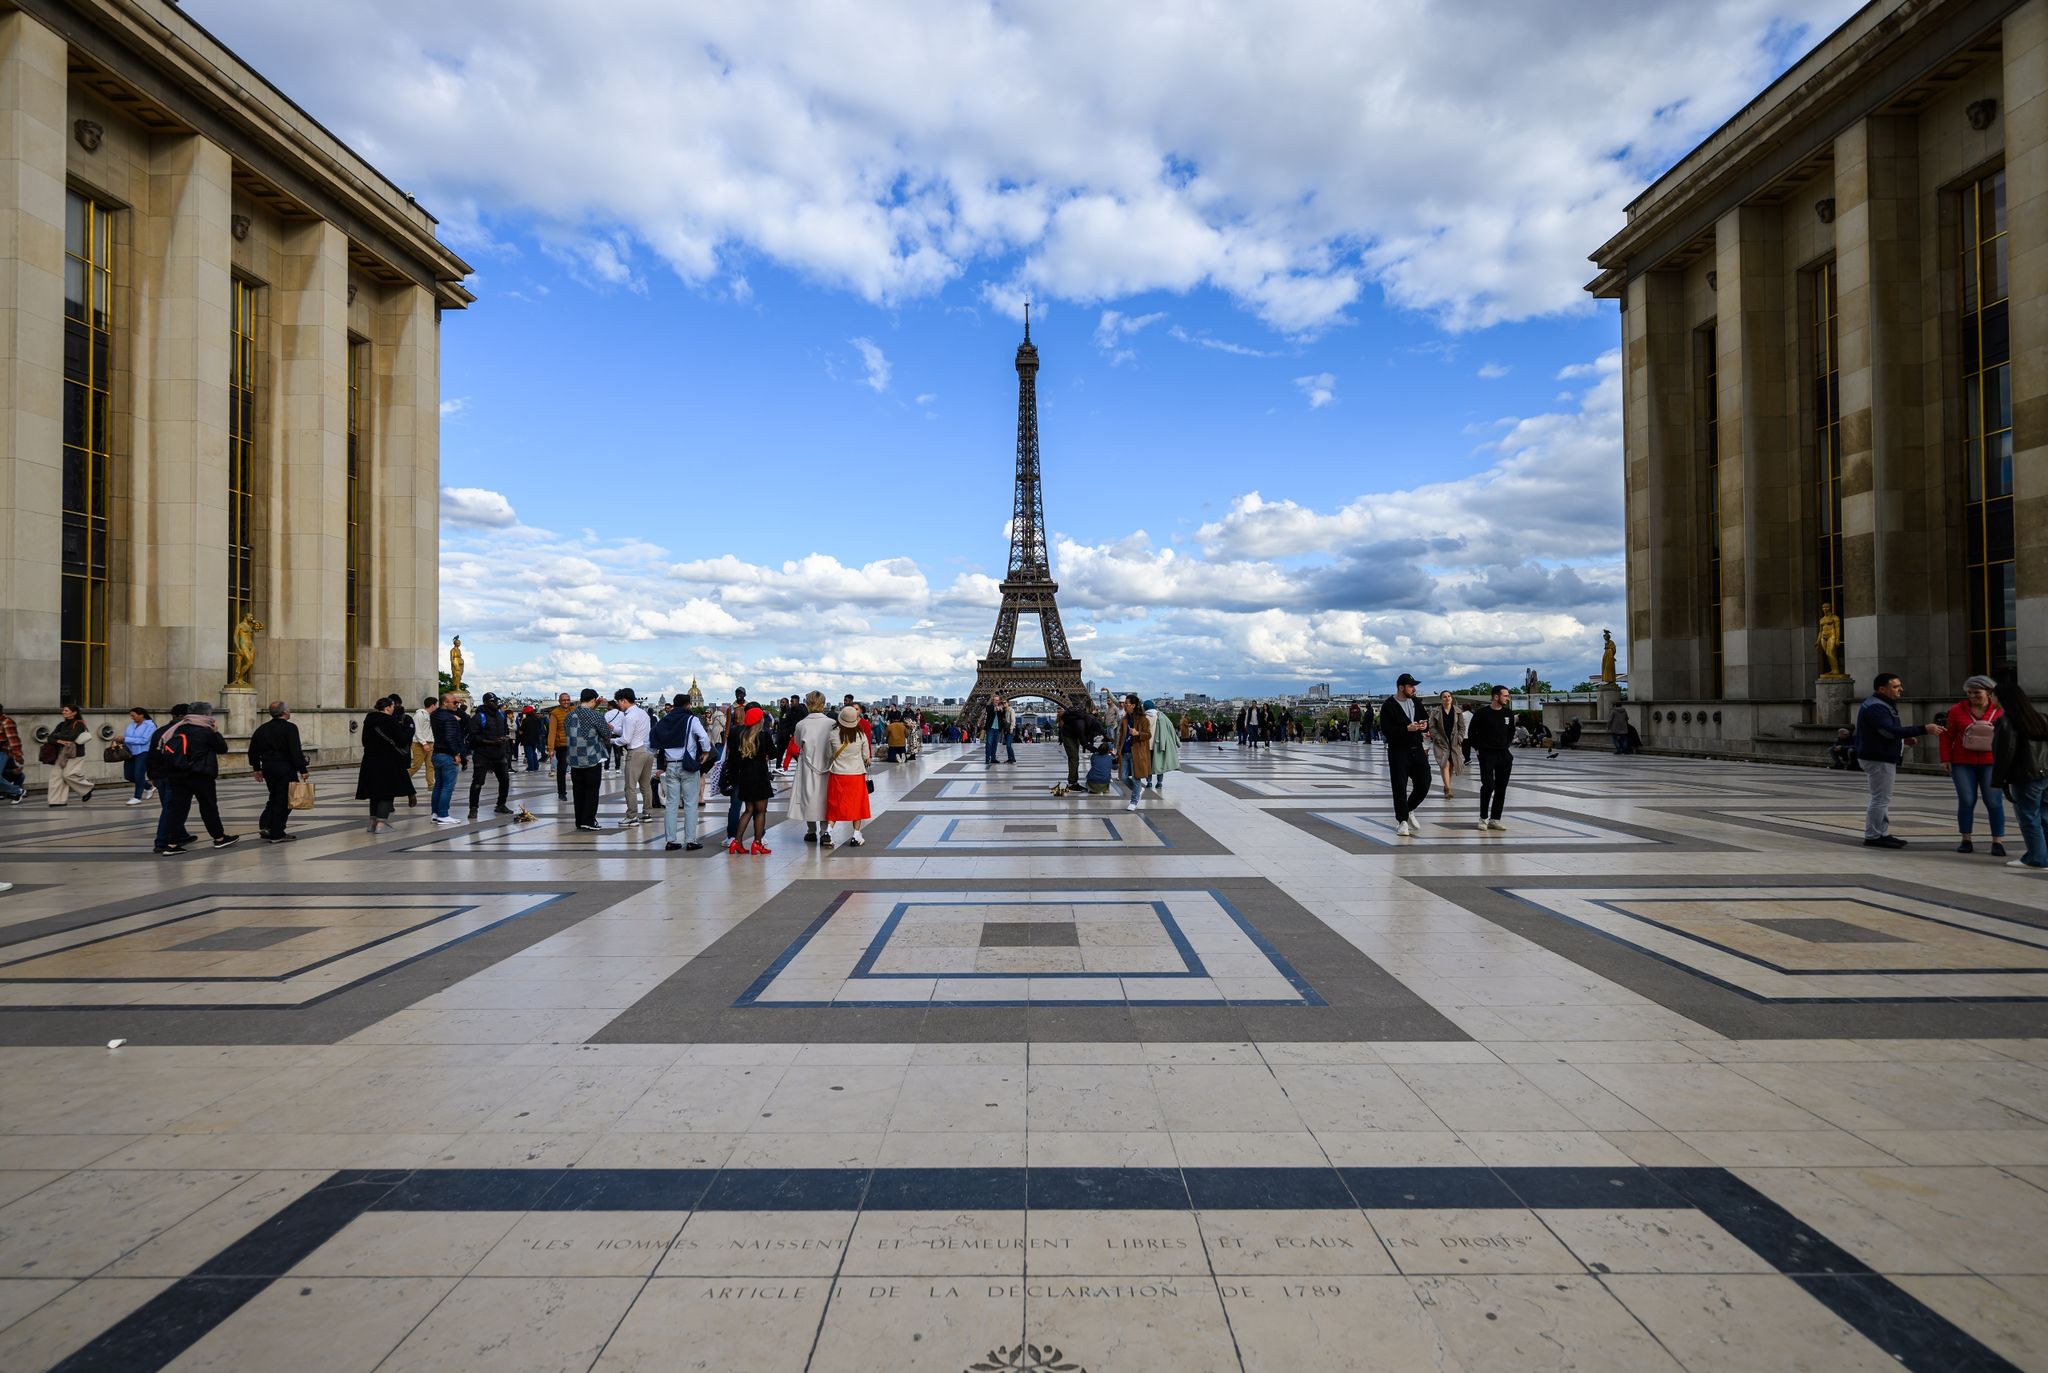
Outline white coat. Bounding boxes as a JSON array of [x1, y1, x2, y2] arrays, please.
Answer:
[[789, 710, 836, 823]]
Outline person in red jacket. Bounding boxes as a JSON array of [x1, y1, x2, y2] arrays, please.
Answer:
[[1940, 673, 2008, 857]]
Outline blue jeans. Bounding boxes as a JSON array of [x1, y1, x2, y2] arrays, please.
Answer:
[[2012, 777, 2048, 867], [1951, 763, 2005, 837], [124, 755, 150, 798], [523, 743, 542, 772], [983, 726, 1013, 763], [0, 769, 22, 801], [662, 761, 700, 845], [1121, 751, 1140, 802], [430, 752, 458, 818]]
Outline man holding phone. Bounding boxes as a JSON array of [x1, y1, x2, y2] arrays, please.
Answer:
[[1377, 672, 1433, 836]]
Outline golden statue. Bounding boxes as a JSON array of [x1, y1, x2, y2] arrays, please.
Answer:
[[229, 611, 264, 687], [449, 635, 465, 690], [1816, 602, 1845, 678], [1599, 629, 1618, 684]]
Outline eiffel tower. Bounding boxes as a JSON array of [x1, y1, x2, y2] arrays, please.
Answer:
[[961, 308, 1087, 732]]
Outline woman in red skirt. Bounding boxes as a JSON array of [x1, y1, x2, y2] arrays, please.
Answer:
[[825, 704, 874, 847]]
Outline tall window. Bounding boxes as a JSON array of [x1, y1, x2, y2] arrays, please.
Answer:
[[62, 192, 113, 707], [1700, 324, 1722, 699], [228, 278, 257, 664], [1961, 169, 2014, 677], [1811, 259, 1843, 623], [346, 339, 367, 706]]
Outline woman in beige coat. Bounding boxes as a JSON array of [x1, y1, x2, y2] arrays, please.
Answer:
[[1427, 690, 1466, 798]]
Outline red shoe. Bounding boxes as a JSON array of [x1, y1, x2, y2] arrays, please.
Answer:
[[727, 840, 744, 855], [750, 841, 772, 855]]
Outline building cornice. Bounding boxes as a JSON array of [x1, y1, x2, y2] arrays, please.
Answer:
[[10, 0, 474, 308]]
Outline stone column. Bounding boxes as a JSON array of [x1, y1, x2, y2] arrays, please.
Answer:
[[1714, 204, 1804, 700], [0, 11, 68, 708], [126, 131, 233, 706], [1623, 270, 1702, 702], [370, 283, 439, 697], [2008, 0, 2048, 687], [263, 218, 349, 709], [1832, 114, 1942, 690]]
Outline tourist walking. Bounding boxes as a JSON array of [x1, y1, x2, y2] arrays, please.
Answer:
[[824, 704, 873, 846], [1992, 678, 2048, 871], [0, 704, 24, 804], [427, 693, 466, 824], [248, 701, 309, 843], [611, 687, 656, 824], [564, 688, 614, 831], [146, 705, 194, 850], [518, 706, 546, 772], [1469, 685, 1517, 831], [1144, 700, 1180, 794], [547, 692, 573, 800], [1378, 673, 1432, 836], [44, 704, 94, 805], [119, 708, 157, 803], [724, 705, 776, 854], [1856, 673, 1942, 849], [984, 694, 1017, 765], [153, 702, 236, 852], [789, 692, 834, 844], [1116, 693, 1152, 812], [464, 692, 514, 819], [1428, 690, 1466, 798], [411, 695, 436, 790], [357, 695, 413, 834], [653, 694, 712, 851], [1940, 674, 2007, 857]]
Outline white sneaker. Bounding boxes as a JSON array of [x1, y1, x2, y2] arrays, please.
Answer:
[[126, 796, 145, 806], [1395, 820, 1413, 837], [2011, 859, 2040, 869], [1126, 800, 1139, 811], [1491, 819, 1507, 832], [430, 816, 460, 826]]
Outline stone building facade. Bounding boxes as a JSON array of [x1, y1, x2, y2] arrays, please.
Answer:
[[1, 0, 469, 764], [1589, 0, 2044, 756]]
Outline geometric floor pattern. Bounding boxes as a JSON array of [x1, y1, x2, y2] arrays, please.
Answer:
[[1, 742, 2046, 1370]]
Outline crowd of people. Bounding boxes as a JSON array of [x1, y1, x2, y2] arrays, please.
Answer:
[[2, 666, 2043, 872]]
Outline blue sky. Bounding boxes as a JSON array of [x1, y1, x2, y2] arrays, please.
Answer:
[[195, 0, 1861, 701]]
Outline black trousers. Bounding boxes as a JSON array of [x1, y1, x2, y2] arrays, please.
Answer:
[[1477, 749, 1513, 820], [259, 771, 295, 837], [571, 765, 601, 827], [1387, 745, 1430, 822], [554, 746, 569, 798], [469, 753, 510, 813], [163, 776, 225, 841]]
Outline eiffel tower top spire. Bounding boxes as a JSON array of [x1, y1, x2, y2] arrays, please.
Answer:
[[1008, 313, 1046, 577]]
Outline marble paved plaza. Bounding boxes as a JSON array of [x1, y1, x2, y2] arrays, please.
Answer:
[[1, 741, 2047, 1370]]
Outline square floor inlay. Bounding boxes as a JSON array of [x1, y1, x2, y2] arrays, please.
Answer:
[[979, 921, 1080, 948], [835, 806, 1229, 855], [1266, 806, 1734, 855]]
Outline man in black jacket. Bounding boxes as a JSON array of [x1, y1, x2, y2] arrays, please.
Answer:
[[1377, 673, 1432, 836], [1467, 685, 1517, 832], [154, 701, 237, 854], [465, 692, 514, 819], [248, 701, 310, 843]]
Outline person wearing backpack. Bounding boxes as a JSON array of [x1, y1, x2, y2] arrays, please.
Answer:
[[654, 695, 711, 851], [153, 702, 237, 854], [1940, 674, 2008, 858], [1992, 679, 2048, 872], [464, 692, 514, 820]]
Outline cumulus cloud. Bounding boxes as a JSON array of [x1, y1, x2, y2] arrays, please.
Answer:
[[1476, 362, 1509, 379], [194, 0, 1858, 332], [440, 486, 518, 528], [440, 396, 470, 419], [849, 336, 891, 392], [1294, 372, 1336, 408]]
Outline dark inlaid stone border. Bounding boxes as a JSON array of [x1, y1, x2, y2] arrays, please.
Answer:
[[1268, 805, 1742, 855], [1410, 873, 2048, 1039], [833, 805, 1230, 856], [0, 880, 653, 1045], [44, 1165, 2015, 1373], [591, 876, 1463, 1044]]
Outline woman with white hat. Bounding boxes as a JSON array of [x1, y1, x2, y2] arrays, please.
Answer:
[[825, 704, 874, 847]]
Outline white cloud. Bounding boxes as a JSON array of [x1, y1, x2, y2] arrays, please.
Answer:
[[1168, 325, 1274, 358], [1476, 361, 1509, 379], [439, 396, 470, 419], [914, 392, 937, 406], [440, 485, 518, 528], [1293, 372, 1336, 409], [196, 0, 1859, 332], [849, 336, 892, 392]]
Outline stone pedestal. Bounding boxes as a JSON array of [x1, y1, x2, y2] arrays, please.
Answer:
[[1814, 676, 1858, 729], [1595, 683, 1623, 723], [218, 687, 259, 740]]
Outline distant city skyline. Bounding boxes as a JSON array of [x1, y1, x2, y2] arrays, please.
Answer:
[[191, 0, 1861, 699]]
